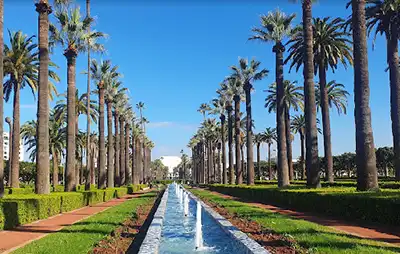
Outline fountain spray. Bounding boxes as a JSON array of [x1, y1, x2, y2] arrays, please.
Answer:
[[195, 200, 203, 249]]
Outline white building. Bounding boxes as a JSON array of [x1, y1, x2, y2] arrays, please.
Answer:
[[3, 132, 24, 162]]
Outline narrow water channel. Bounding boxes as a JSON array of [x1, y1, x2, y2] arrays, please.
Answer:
[[158, 184, 244, 253]]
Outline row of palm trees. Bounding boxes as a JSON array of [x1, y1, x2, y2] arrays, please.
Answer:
[[189, 0, 399, 191], [0, 0, 154, 197]]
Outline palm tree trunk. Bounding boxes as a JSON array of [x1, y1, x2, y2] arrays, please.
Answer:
[[217, 143, 221, 183], [220, 114, 227, 184], [35, 1, 51, 194], [125, 123, 131, 184], [0, 0, 4, 198], [274, 42, 289, 187], [64, 51, 77, 192], [257, 143, 261, 180], [7, 122, 11, 187], [268, 143, 272, 180], [241, 145, 245, 181], [234, 96, 242, 184], [80, 147, 84, 185], [245, 83, 255, 185], [285, 106, 293, 181], [10, 81, 21, 189], [302, 0, 320, 188], [207, 142, 212, 184], [142, 139, 146, 183], [52, 148, 58, 187], [85, 0, 91, 191], [135, 138, 141, 184], [98, 86, 106, 189], [120, 118, 125, 185], [351, 0, 378, 190], [106, 102, 114, 188], [90, 146, 95, 185], [318, 59, 334, 183], [131, 130, 136, 184], [227, 105, 234, 184], [300, 132, 306, 180], [387, 26, 400, 181], [114, 113, 120, 186]]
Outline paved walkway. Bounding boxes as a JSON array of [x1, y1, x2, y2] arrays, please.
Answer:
[[208, 190, 400, 246], [0, 192, 149, 254]]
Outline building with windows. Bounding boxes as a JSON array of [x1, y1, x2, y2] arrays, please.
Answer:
[[3, 132, 24, 162]]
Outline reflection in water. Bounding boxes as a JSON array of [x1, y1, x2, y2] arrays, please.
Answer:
[[159, 184, 244, 254]]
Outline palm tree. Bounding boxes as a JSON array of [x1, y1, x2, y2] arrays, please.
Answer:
[[229, 58, 268, 185], [253, 133, 264, 180], [197, 103, 211, 120], [124, 108, 135, 184], [89, 132, 98, 185], [301, 0, 320, 188], [21, 120, 37, 163], [0, 0, 4, 198], [136, 102, 146, 183], [91, 59, 117, 189], [113, 95, 128, 186], [366, 0, 400, 180], [286, 17, 353, 183], [349, 0, 378, 190], [210, 94, 228, 184], [291, 115, 306, 179], [50, 6, 105, 191], [316, 81, 349, 114], [217, 82, 235, 184], [3, 31, 59, 189], [35, 0, 53, 194], [262, 127, 276, 180], [49, 111, 66, 187], [104, 71, 124, 188], [249, 10, 295, 187], [265, 80, 303, 181]]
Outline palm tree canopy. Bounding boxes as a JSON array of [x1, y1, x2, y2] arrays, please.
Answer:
[[262, 127, 277, 145], [315, 80, 349, 115], [291, 114, 322, 134], [253, 133, 264, 145], [265, 80, 304, 113], [249, 9, 296, 43], [90, 59, 119, 89], [285, 17, 353, 73], [21, 120, 38, 162], [229, 58, 268, 91], [3, 30, 60, 102], [197, 103, 211, 115], [366, 0, 400, 46], [50, 6, 106, 55]]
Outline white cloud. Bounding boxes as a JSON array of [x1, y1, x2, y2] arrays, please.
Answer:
[[147, 121, 197, 131], [147, 121, 173, 128]]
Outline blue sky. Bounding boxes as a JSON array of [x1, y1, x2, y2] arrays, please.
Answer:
[[5, 0, 392, 161]]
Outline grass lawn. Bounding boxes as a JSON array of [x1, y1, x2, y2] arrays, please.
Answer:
[[12, 192, 158, 254], [191, 188, 400, 254]]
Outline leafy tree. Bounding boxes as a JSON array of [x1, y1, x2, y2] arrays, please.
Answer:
[[375, 147, 394, 177]]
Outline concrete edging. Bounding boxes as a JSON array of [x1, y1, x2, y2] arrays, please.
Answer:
[[137, 186, 169, 254], [187, 189, 269, 254]]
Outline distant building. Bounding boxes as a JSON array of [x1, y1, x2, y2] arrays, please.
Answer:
[[3, 132, 24, 162]]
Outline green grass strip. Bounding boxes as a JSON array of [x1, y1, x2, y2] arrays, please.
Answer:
[[191, 189, 400, 254], [12, 192, 158, 254]]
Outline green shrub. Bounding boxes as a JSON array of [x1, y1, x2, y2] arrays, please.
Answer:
[[114, 187, 128, 198], [8, 188, 34, 195], [58, 193, 86, 212], [127, 184, 147, 194], [0, 194, 62, 229], [52, 185, 65, 193], [103, 189, 116, 202], [82, 190, 105, 206], [209, 184, 400, 226]]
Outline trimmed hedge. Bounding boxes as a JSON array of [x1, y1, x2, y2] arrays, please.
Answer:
[[255, 180, 400, 189], [0, 187, 131, 230], [7, 188, 35, 195], [127, 184, 147, 194], [209, 184, 400, 226], [52, 185, 65, 192]]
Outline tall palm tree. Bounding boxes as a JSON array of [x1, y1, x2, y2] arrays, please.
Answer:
[[316, 81, 349, 115], [21, 120, 38, 163], [198, 103, 211, 120], [286, 17, 353, 183], [249, 10, 295, 187], [113, 95, 128, 186], [210, 94, 228, 184], [350, 0, 378, 190], [104, 71, 124, 188], [49, 112, 66, 187], [253, 133, 264, 180], [136, 102, 147, 183], [35, 0, 53, 194], [366, 0, 400, 180], [265, 80, 303, 181], [50, 6, 105, 192], [124, 108, 135, 184], [90, 59, 117, 189], [229, 58, 268, 185], [291, 115, 307, 179], [0, 0, 4, 198], [262, 127, 276, 180], [3, 31, 59, 189]]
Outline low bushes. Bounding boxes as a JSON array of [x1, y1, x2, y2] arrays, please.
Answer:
[[7, 188, 35, 195], [0, 186, 141, 230], [52, 185, 65, 192], [127, 184, 147, 194], [209, 184, 400, 226], [255, 180, 400, 189]]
